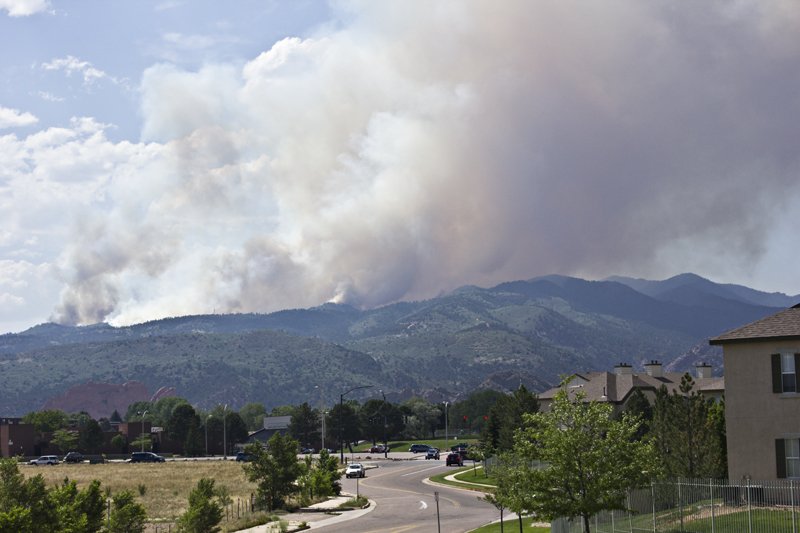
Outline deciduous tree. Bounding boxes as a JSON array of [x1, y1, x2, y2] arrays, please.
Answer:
[[515, 384, 658, 533], [289, 402, 321, 448], [239, 402, 267, 431], [243, 433, 303, 512]]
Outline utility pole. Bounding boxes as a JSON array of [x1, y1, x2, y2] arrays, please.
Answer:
[[137, 410, 148, 452], [443, 402, 449, 451], [223, 404, 228, 459], [340, 385, 372, 463], [381, 390, 388, 458]]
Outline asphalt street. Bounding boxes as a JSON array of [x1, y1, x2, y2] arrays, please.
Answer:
[[317, 454, 498, 533]]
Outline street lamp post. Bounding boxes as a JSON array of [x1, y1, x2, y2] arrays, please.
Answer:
[[340, 385, 372, 463], [222, 404, 228, 459], [443, 402, 449, 452], [205, 415, 211, 456], [137, 410, 149, 452], [380, 390, 388, 459]]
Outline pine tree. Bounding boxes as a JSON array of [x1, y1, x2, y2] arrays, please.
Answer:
[[652, 375, 725, 478]]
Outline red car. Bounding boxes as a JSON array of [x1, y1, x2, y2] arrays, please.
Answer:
[[446, 452, 463, 466]]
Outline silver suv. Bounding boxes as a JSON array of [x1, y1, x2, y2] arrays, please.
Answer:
[[29, 455, 59, 465]]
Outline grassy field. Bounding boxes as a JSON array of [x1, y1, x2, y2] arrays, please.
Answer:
[[20, 460, 259, 525]]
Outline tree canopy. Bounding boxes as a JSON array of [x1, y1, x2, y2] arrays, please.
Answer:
[[243, 433, 303, 512], [514, 384, 658, 533]]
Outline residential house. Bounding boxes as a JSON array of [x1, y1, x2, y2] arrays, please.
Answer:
[[538, 361, 724, 412], [710, 304, 800, 480]]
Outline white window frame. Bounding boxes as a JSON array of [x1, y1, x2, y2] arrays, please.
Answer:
[[783, 353, 797, 393], [787, 438, 800, 479]]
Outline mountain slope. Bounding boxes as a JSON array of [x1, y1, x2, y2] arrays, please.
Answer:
[[0, 273, 788, 415]]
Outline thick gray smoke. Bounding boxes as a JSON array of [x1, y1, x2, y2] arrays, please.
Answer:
[[54, 0, 800, 326]]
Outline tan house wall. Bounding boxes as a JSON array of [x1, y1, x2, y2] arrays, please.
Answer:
[[724, 340, 800, 480]]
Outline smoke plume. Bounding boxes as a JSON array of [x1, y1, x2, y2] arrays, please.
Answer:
[[54, 0, 800, 325]]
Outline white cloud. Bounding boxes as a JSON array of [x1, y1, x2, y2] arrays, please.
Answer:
[[0, 106, 38, 129], [0, 259, 58, 329], [41, 55, 119, 86], [37, 91, 65, 102], [0, 0, 49, 17], [154, 0, 184, 11], [162, 32, 237, 51]]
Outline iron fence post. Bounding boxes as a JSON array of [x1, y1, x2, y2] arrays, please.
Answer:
[[678, 479, 684, 532], [651, 482, 657, 533], [628, 490, 634, 533], [710, 478, 715, 533], [792, 480, 797, 533], [746, 478, 752, 533]]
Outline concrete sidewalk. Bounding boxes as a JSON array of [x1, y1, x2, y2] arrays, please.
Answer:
[[235, 494, 375, 532]]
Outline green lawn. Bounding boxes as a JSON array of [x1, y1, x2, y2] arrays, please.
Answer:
[[469, 521, 549, 533], [653, 508, 796, 533], [428, 465, 492, 493], [454, 465, 498, 487]]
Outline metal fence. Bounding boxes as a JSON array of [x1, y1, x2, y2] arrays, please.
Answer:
[[552, 478, 800, 533]]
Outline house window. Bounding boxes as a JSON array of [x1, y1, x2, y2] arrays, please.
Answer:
[[777, 438, 800, 479], [783, 354, 797, 393], [788, 439, 800, 478], [772, 353, 800, 393]]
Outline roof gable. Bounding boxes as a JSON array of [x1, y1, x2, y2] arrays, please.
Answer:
[[539, 370, 723, 403], [710, 306, 800, 345]]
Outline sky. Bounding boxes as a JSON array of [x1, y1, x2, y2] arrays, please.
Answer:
[[1, 0, 799, 335]]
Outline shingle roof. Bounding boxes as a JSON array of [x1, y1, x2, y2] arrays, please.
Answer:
[[709, 305, 800, 345], [538, 370, 723, 403]]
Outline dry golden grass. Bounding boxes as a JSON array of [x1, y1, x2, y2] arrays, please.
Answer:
[[21, 460, 258, 524]]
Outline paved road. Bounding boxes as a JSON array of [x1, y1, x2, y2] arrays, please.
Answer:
[[317, 456, 498, 533]]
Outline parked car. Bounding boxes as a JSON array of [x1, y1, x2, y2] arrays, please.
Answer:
[[446, 452, 463, 466], [409, 444, 431, 453], [235, 452, 255, 462], [300, 447, 316, 454], [28, 455, 59, 466], [129, 452, 165, 463], [369, 444, 387, 454], [345, 463, 366, 478], [63, 451, 85, 463], [425, 448, 440, 460]]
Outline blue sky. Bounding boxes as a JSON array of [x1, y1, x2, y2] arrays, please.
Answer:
[[1, 0, 799, 334]]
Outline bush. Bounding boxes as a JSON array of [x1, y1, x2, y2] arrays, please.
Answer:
[[177, 478, 224, 533]]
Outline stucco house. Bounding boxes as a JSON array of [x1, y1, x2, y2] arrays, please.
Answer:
[[710, 303, 800, 480], [538, 360, 724, 412]]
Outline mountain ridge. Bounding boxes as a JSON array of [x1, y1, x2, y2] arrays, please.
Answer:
[[0, 273, 791, 416]]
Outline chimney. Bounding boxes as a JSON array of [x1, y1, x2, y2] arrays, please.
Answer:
[[614, 362, 633, 375], [644, 360, 663, 378], [695, 362, 712, 379]]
